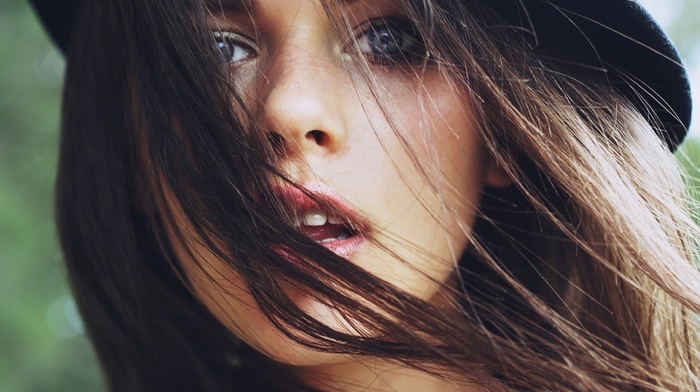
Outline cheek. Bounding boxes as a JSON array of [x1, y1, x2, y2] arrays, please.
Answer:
[[381, 72, 486, 223], [344, 72, 486, 296], [369, 70, 486, 192]]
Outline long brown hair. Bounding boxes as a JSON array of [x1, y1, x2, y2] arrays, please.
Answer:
[[57, 0, 700, 390]]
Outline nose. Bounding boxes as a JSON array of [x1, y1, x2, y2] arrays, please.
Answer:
[[256, 47, 349, 160]]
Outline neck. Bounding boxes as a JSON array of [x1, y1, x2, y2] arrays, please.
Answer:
[[294, 357, 483, 392]]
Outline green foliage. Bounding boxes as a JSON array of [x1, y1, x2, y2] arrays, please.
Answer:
[[677, 139, 700, 217], [0, 0, 101, 390]]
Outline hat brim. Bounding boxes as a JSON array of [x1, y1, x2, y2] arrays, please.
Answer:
[[487, 0, 691, 149]]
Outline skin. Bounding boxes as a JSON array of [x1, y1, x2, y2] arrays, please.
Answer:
[[167, 0, 509, 390]]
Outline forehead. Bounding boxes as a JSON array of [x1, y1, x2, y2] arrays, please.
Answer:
[[204, 0, 363, 12], [203, 0, 404, 30]]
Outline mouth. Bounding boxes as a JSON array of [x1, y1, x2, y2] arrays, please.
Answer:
[[274, 183, 368, 258], [295, 209, 358, 244]]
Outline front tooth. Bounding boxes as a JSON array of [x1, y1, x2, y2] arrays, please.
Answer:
[[327, 214, 342, 225], [303, 209, 327, 226]]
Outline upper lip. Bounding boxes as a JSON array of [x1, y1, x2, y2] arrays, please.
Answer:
[[272, 182, 369, 236]]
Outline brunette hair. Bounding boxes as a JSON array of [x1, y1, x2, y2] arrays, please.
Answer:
[[56, 0, 700, 390]]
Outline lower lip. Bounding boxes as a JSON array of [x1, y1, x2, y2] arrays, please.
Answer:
[[317, 234, 367, 258], [273, 234, 367, 269]]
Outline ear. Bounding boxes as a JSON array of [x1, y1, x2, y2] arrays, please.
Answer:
[[485, 157, 513, 188]]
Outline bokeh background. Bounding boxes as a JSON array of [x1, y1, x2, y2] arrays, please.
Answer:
[[1, 0, 699, 390]]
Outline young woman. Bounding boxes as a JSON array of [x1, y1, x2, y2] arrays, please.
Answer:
[[30, 0, 700, 390]]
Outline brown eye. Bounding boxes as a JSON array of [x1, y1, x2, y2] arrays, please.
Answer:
[[213, 31, 256, 65], [356, 18, 425, 64]]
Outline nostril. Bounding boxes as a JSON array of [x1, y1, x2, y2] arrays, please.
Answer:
[[306, 130, 329, 146]]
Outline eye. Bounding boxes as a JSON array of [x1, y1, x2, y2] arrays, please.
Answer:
[[213, 31, 256, 65], [355, 18, 426, 65]]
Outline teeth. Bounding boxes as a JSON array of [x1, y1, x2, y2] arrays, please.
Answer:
[[336, 233, 350, 240], [303, 209, 327, 226], [320, 238, 335, 244], [327, 214, 342, 225], [297, 209, 348, 227]]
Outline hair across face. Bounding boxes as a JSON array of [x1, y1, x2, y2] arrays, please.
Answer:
[[165, 0, 512, 366]]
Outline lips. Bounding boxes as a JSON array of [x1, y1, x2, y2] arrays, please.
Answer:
[[296, 209, 353, 242], [273, 183, 368, 258]]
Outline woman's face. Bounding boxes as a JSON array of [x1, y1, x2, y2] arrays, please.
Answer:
[[169, 0, 506, 365]]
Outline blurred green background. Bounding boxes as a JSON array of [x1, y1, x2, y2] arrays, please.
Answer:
[[0, 0, 699, 391]]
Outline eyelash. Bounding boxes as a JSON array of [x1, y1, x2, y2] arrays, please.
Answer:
[[212, 17, 426, 66], [354, 17, 427, 65], [213, 31, 256, 65]]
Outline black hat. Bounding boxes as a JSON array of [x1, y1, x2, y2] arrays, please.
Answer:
[[29, 0, 692, 149]]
